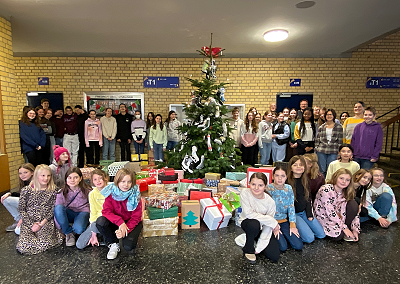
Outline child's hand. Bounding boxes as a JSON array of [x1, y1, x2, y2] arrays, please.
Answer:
[[31, 222, 42, 232], [1, 192, 11, 204], [308, 217, 313, 221], [378, 217, 390, 228], [273, 224, 281, 240], [118, 223, 129, 238], [290, 227, 300, 238], [88, 232, 99, 246]]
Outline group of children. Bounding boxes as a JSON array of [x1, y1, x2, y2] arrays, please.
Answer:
[[230, 101, 383, 176], [2, 146, 143, 259], [237, 153, 397, 264]]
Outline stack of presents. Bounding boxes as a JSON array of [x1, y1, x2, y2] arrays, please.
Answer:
[[80, 158, 276, 237], [134, 166, 275, 237]]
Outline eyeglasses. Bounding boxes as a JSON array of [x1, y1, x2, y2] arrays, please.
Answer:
[[373, 175, 384, 178]]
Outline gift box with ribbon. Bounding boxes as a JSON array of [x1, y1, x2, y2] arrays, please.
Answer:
[[219, 192, 240, 213], [142, 211, 178, 238], [148, 184, 165, 195], [147, 206, 179, 220], [145, 192, 180, 210], [200, 197, 232, 230], [136, 171, 150, 180], [226, 172, 247, 181], [136, 177, 157, 192]]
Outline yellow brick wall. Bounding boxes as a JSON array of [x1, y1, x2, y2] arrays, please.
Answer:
[[0, 18, 19, 188], [4, 18, 400, 187]]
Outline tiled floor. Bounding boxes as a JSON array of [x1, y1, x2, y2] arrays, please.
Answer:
[[0, 191, 399, 284]]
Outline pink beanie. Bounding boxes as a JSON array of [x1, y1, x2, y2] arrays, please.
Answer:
[[53, 145, 71, 164]]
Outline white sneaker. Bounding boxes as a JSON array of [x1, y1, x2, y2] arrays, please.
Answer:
[[235, 233, 246, 247], [14, 226, 20, 235], [107, 243, 120, 260]]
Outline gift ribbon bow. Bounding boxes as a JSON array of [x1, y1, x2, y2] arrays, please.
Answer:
[[203, 198, 225, 229], [221, 192, 237, 211]]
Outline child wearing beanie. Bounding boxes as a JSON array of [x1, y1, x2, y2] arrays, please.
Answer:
[[49, 145, 71, 188]]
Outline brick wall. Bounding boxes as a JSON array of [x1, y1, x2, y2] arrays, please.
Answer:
[[0, 18, 19, 188], [4, 17, 400, 187]]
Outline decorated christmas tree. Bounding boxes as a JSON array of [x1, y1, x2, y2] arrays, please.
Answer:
[[182, 210, 199, 227], [166, 35, 244, 178]]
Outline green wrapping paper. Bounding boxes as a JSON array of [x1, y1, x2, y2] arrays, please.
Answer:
[[136, 171, 150, 180], [147, 206, 179, 220], [219, 192, 240, 213], [177, 182, 202, 196]]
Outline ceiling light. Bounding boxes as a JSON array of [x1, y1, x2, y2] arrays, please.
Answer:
[[296, 1, 316, 8], [263, 30, 289, 42]]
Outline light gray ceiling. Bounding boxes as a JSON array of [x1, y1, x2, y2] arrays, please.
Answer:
[[1, 0, 400, 57]]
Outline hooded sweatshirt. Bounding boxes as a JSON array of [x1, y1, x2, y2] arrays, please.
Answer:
[[351, 121, 383, 161], [165, 119, 182, 142], [84, 118, 103, 147]]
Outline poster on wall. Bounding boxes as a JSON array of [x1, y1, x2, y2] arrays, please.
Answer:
[[83, 92, 145, 117]]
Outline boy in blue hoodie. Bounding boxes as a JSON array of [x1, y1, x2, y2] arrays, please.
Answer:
[[351, 107, 383, 170]]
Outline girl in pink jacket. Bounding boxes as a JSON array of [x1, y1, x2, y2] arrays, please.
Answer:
[[85, 110, 103, 165]]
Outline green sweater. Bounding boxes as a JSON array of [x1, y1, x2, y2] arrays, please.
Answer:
[[149, 124, 168, 149]]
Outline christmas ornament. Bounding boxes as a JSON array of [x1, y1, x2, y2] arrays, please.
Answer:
[[191, 146, 199, 163], [214, 138, 222, 145], [219, 87, 226, 102], [215, 105, 220, 118], [182, 154, 194, 173], [207, 134, 212, 151], [196, 155, 205, 169], [222, 123, 228, 137], [197, 117, 210, 130]]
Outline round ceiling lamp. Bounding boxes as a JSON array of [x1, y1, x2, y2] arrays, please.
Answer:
[[263, 30, 289, 42], [295, 1, 316, 9]]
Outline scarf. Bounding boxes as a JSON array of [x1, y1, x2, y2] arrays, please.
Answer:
[[100, 183, 140, 211]]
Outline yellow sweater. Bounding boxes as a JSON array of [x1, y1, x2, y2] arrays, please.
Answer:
[[342, 117, 364, 144], [89, 188, 105, 223]]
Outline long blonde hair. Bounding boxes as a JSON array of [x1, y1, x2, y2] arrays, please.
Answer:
[[303, 153, 320, 180], [31, 164, 57, 192], [328, 168, 355, 201]]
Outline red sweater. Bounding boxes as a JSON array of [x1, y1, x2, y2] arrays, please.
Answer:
[[102, 196, 142, 233]]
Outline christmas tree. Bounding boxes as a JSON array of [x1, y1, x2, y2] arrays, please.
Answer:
[[183, 210, 199, 227], [166, 34, 244, 178]]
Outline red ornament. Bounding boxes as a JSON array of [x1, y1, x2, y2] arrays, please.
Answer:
[[210, 126, 212, 130], [96, 104, 100, 110], [201, 46, 222, 57]]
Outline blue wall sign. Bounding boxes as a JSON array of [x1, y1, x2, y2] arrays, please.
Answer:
[[366, 77, 400, 88], [38, 77, 49, 85], [290, 79, 301, 87], [143, 77, 179, 88]]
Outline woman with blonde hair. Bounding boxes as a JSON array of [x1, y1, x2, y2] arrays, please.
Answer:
[[303, 153, 325, 202]]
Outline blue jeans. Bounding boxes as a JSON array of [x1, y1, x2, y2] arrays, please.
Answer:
[[361, 192, 392, 222], [102, 137, 116, 161], [54, 205, 90, 235], [316, 152, 337, 177], [3, 196, 20, 221], [153, 142, 164, 161], [259, 142, 272, 165], [133, 140, 145, 154], [296, 211, 325, 243], [76, 221, 101, 249], [55, 137, 63, 147], [272, 141, 286, 162], [354, 158, 375, 170], [276, 221, 303, 251], [167, 141, 179, 151]]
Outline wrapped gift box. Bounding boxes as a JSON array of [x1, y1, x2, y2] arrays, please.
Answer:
[[181, 200, 200, 229], [206, 179, 220, 187], [219, 192, 240, 213], [147, 206, 178, 220], [200, 197, 232, 230], [218, 181, 230, 193], [142, 211, 178, 238], [148, 168, 165, 178], [145, 192, 179, 210], [205, 173, 221, 180], [175, 170, 184, 180], [108, 161, 130, 177], [131, 154, 139, 161], [136, 177, 157, 192], [136, 171, 150, 180], [141, 161, 149, 167], [164, 168, 175, 175], [148, 184, 165, 195], [225, 186, 241, 195], [124, 162, 141, 174], [99, 160, 114, 174], [140, 154, 148, 161], [158, 172, 179, 181], [188, 188, 213, 201], [80, 167, 95, 180], [247, 167, 274, 187], [177, 182, 202, 196], [226, 172, 247, 181]]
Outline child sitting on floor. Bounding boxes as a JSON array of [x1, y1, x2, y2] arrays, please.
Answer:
[[96, 168, 143, 260], [16, 164, 63, 255], [76, 169, 108, 249]]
